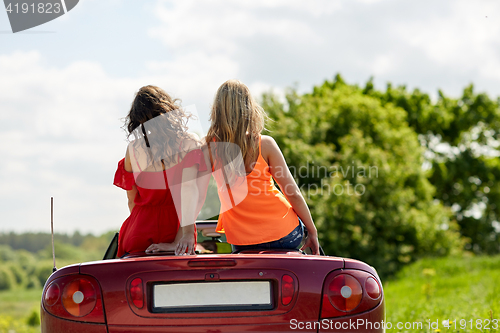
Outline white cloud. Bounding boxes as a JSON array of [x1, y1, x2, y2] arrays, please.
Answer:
[[371, 54, 399, 76], [150, 0, 337, 52], [145, 51, 239, 115], [0, 51, 136, 234], [148, 0, 500, 100], [395, 1, 500, 80]]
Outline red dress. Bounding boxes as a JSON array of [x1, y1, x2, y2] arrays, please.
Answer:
[[113, 149, 207, 257]]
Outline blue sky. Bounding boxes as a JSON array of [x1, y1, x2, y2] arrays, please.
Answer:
[[1, 0, 499, 234]]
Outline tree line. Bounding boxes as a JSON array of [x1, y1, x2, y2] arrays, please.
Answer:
[[0, 232, 113, 291]]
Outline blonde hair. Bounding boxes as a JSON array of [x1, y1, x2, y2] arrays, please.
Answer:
[[206, 80, 267, 179]]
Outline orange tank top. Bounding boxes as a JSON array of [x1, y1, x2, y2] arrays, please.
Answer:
[[213, 136, 299, 245]]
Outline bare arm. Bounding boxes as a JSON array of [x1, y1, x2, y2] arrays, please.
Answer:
[[262, 135, 320, 254], [175, 164, 199, 255]]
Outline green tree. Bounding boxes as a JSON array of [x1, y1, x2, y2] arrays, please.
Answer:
[[364, 81, 500, 253], [263, 75, 463, 277]]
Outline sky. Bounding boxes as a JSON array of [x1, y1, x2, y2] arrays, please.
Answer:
[[1, 0, 499, 235]]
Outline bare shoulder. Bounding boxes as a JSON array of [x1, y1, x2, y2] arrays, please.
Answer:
[[181, 133, 202, 151], [261, 135, 280, 150], [260, 135, 281, 161], [124, 146, 133, 172]]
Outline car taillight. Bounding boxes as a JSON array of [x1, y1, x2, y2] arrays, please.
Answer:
[[281, 274, 295, 306], [44, 282, 60, 307], [328, 274, 362, 311], [320, 270, 382, 319], [42, 274, 105, 323], [365, 277, 381, 299], [130, 278, 144, 309], [62, 278, 97, 317]]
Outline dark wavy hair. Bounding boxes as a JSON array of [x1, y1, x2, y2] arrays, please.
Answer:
[[124, 85, 193, 167]]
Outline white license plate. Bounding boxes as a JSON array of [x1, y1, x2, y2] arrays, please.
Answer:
[[153, 281, 272, 310]]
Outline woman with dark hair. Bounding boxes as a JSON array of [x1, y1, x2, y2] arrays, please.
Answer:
[[114, 85, 207, 257]]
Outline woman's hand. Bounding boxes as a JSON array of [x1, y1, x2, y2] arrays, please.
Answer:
[[300, 234, 320, 255], [175, 233, 196, 255], [146, 242, 176, 253]]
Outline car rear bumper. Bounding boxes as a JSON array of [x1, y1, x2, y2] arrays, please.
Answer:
[[318, 300, 385, 333], [107, 323, 317, 333], [41, 309, 107, 333], [106, 302, 384, 333], [42, 302, 383, 333]]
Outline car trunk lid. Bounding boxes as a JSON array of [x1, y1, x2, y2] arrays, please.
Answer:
[[80, 253, 344, 327]]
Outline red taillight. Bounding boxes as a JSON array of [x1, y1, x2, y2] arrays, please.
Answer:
[[328, 274, 362, 312], [44, 282, 60, 307], [130, 278, 144, 309], [42, 274, 104, 323], [281, 274, 294, 306], [365, 277, 381, 300], [320, 270, 383, 319], [62, 278, 97, 317]]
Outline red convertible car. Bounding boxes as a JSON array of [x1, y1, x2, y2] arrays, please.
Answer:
[[41, 221, 385, 332]]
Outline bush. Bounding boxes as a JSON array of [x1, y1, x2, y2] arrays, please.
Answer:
[[16, 250, 36, 272], [38, 241, 84, 262], [25, 275, 41, 290], [34, 262, 54, 287], [0, 315, 39, 333], [7, 263, 27, 287], [26, 310, 40, 327], [0, 266, 16, 291], [0, 245, 16, 262]]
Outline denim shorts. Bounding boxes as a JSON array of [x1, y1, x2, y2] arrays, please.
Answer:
[[232, 219, 305, 252]]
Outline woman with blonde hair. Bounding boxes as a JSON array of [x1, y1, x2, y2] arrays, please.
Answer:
[[206, 80, 320, 254], [114, 85, 207, 257]]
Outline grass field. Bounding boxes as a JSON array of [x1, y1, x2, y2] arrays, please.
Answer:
[[0, 255, 498, 333], [0, 289, 41, 319], [384, 255, 500, 332], [0, 288, 41, 333]]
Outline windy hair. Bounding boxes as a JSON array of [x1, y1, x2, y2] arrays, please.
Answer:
[[206, 80, 268, 181], [124, 85, 193, 168]]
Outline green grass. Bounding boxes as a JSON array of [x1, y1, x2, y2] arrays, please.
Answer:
[[0, 288, 42, 319], [0, 288, 41, 333], [384, 255, 500, 332]]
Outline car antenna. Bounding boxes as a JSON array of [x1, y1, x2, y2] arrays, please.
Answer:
[[51, 197, 57, 272]]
